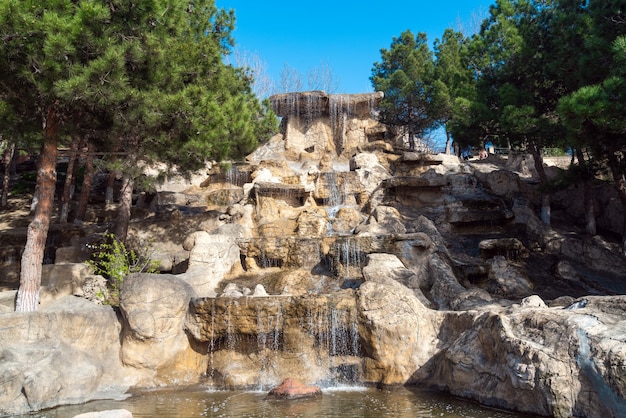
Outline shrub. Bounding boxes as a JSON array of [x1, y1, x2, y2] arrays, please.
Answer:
[[86, 232, 159, 305]]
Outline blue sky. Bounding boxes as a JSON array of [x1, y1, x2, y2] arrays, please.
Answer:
[[217, 0, 494, 95]]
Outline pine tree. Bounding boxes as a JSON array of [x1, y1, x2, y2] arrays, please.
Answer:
[[0, 0, 277, 310], [371, 30, 438, 151]]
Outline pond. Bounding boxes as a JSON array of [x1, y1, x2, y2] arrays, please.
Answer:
[[25, 386, 538, 418]]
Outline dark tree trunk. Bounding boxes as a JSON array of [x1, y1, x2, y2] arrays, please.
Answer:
[[114, 174, 134, 243], [105, 171, 116, 204], [59, 134, 80, 223], [583, 179, 597, 236], [529, 143, 551, 225], [2, 141, 15, 208], [75, 142, 94, 223], [408, 125, 416, 151], [16, 108, 59, 312], [105, 138, 121, 205], [577, 149, 596, 236], [606, 151, 626, 255]]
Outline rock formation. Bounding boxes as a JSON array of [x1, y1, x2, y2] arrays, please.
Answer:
[[1, 91, 626, 417]]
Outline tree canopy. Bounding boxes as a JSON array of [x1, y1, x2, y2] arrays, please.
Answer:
[[0, 0, 277, 311], [371, 30, 440, 150], [372, 0, 626, 246]]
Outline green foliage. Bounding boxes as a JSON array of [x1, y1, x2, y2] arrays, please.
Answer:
[[371, 30, 439, 150], [86, 233, 159, 305]]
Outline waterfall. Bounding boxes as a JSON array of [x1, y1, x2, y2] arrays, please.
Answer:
[[329, 95, 347, 155], [202, 295, 362, 388], [333, 237, 364, 281]]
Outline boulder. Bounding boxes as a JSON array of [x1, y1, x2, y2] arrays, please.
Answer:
[[485, 256, 534, 299], [40, 263, 101, 304], [0, 296, 133, 416], [267, 378, 322, 399], [362, 253, 431, 308], [181, 231, 241, 296], [119, 273, 207, 384], [357, 274, 443, 385], [426, 296, 626, 418]]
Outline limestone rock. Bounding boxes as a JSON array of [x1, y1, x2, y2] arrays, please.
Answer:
[[427, 297, 626, 417], [329, 206, 364, 235], [479, 238, 528, 260], [40, 263, 94, 304], [185, 293, 361, 387], [519, 294, 547, 308], [357, 277, 443, 385], [352, 152, 391, 203], [119, 273, 207, 384], [362, 253, 431, 307], [267, 378, 322, 399], [485, 256, 534, 299], [55, 245, 89, 264], [296, 208, 328, 237], [181, 231, 241, 296], [253, 284, 269, 296], [0, 297, 133, 416]]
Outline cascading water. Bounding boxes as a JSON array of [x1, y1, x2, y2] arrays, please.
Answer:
[[195, 91, 388, 391], [196, 295, 363, 389], [334, 237, 364, 282]]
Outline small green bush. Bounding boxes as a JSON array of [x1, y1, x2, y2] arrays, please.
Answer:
[[86, 233, 159, 305]]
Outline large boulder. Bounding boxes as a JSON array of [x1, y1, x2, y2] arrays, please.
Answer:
[[0, 297, 133, 416], [427, 297, 626, 418], [357, 269, 444, 385], [362, 253, 431, 307], [119, 273, 207, 385]]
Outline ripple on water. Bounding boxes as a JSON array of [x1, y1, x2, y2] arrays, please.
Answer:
[[27, 387, 531, 418]]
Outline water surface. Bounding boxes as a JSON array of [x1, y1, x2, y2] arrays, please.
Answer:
[[26, 386, 537, 417]]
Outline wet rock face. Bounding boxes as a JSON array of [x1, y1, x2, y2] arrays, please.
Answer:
[[185, 292, 362, 388], [267, 91, 386, 160]]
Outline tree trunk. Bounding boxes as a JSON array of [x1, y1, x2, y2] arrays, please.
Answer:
[[2, 141, 15, 208], [114, 174, 134, 243], [577, 149, 596, 236], [105, 171, 116, 204], [75, 141, 94, 223], [105, 138, 121, 205], [606, 151, 626, 255], [408, 125, 416, 151], [529, 143, 551, 225], [59, 134, 80, 223], [15, 108, 59, 312], [444, 128, 451, 155], [583, 179, 596, 236]]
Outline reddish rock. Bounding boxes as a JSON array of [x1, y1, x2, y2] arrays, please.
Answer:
[[267, 378, 322, 399]]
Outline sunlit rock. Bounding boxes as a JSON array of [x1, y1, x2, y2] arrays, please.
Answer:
[[119, 273, 207, 385], [267, 378, 322, 399]]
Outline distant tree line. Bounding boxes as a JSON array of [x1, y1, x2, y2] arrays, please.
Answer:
[[371, 0, 626, 252], [0, 0, 278, 311]]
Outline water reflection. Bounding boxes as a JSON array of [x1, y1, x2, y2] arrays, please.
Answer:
[[26, 386, 535, 418]]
